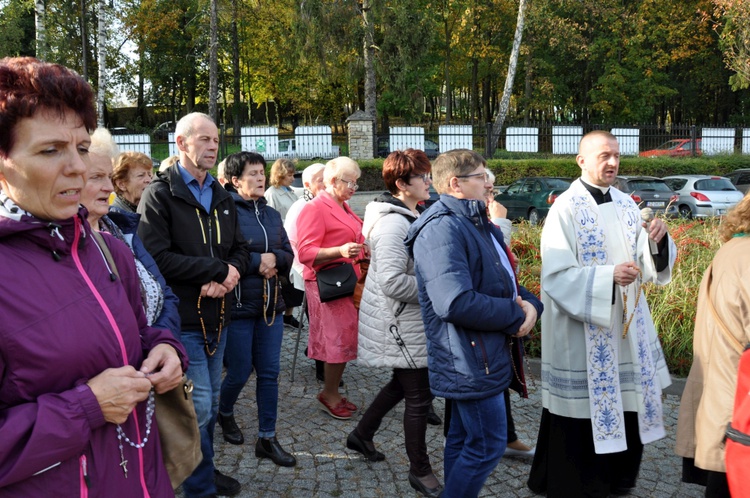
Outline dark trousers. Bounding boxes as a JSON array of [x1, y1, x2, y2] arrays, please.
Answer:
[[528, 408, 643, 498], [681, 457, 731, 498], [355, 367, 433, 477]]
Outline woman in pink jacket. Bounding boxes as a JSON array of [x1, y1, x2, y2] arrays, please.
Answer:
[[297, 157, 366, 420]]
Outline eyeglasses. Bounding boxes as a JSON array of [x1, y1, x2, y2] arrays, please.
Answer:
[[410, 173, 432, 183], [456, 172, 491, 182], [336, 178, 360, 191]]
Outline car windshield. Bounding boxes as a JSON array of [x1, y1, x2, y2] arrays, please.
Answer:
[[656, 140, 682, 150], [627, 179, 672, 192], [694, 178, 736, 191]]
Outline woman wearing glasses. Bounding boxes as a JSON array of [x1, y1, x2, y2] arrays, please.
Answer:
[[349, 150, 443, 497], [297, 157, 366, 420]]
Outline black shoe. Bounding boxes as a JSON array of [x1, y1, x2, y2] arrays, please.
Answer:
[[346, 430, 385, 461], [217, 413, 244, 445], [213, 470, 241, 497], [408, 472, 444, 498], [426, 404, 442, 426], [283, 315, 301, 328], [255, 436, 297, 467]]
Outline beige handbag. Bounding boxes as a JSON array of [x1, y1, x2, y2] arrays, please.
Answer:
[[155, 378, 202, 489]]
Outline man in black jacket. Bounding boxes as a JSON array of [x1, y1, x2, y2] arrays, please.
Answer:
[[138, 112, 250, 498]]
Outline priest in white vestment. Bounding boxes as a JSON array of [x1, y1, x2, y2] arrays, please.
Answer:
[[528, 131, 676, 498]]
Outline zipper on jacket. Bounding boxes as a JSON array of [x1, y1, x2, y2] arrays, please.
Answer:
[[79, 455, 89, 498], [214, 210, 222, 244], [207, 212, 215, 258], [253, 201, 272, 312], [470, 339, 490, 374]]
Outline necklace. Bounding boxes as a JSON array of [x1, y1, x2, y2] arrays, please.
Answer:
[[198, 295, 226, 356], [263, 276, 280, 326], [621, 266, 644, 339], [116, 389, 155, 478]]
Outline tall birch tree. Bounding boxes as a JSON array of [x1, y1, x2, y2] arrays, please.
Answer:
[[489, 0, 526, 157]]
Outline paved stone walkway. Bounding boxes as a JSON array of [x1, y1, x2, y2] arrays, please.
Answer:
[[188, 320, 706, 498]]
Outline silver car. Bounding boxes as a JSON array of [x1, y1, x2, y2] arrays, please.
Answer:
[[662, 175, 743, 218]]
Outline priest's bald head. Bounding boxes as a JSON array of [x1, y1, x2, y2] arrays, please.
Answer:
[[577, 131, 620, 188]]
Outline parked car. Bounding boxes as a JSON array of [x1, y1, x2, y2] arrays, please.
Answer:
[[494, 177, 571, 225], [110, 126, 139, 135], [376, 137, 440, 159], [153, 121, 176, 140], [612, 176, 679, 216], [277, 138, 340, 159], [726, 169, 750, 194], [662, 175, 743, 218], [639, 138, 702, 158]]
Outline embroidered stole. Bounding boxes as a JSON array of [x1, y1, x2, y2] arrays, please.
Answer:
[[570, 181, 665, 454]]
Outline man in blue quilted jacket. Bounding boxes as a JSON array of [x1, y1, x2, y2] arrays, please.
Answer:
[[405, 149, 543, 498]]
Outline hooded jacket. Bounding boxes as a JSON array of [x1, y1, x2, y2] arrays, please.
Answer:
[[404, 194, 543, 399], [137, 164, 250, 334], [357, 193, 428, 369], [230, 193, 293, 318], [0, 205, 187, 497]]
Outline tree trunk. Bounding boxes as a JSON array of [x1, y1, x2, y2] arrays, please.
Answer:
[[488, 0, 527, 158], [444, 12, 452, 122], [362, 0, 377, 154], [35, 0, 46, 59], [231, 0, 241, 144], [471, 58, 478, 123], [208, 0, 219, 122], [96, 0, 106, 127], [80, 0, 88, 79]]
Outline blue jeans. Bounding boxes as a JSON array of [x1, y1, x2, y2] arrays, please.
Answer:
[[443, 393, 507, 498], [180, 328, 228, 498], [219, 315, 283, 438]]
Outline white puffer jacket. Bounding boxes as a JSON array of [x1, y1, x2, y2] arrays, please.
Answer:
[[357, 194, 428, 369]]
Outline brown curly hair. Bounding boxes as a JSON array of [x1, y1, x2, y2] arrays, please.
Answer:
[[720, 191, 750, 242]]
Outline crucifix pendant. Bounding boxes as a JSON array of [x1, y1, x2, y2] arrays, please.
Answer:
[[120, 458, 128, 478]]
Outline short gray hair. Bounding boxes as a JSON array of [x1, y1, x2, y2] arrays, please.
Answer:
[[302, 163, 326, 185], [90, 127, 120, 160], [175, 112, 214, 140]]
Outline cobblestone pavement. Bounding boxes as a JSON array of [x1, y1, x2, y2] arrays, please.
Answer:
[[189, 321, 705, 498]]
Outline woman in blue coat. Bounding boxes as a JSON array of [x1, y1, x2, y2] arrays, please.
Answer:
[[217, 151, 296, 467]]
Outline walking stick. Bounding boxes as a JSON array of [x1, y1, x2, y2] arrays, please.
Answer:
[[290, 292, 307, 382]]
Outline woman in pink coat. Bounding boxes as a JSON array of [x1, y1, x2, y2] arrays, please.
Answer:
[[297, 157, 366, 420]]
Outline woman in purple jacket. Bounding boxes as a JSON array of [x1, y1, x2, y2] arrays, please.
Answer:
[[0, 57, 187, 497]]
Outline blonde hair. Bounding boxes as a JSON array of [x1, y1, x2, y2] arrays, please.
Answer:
[[159, 155, 179, 172], [90, 128, 120, 160], [270, 158, 295, 187], [720, 191, 750, 242], [323, 156, 361, 186]]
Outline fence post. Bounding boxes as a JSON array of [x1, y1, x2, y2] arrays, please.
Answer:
[[691, 124, 697, 157], [485, 122, 493, 158]]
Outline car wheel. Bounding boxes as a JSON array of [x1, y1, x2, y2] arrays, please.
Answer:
[[679, 205, 693, 219], [528, 208, 540, 226]]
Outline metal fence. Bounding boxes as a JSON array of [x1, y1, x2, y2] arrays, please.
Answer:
[[110, 122, 750, 162]]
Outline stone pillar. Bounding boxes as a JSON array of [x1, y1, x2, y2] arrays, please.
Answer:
[[347, 110, 375, 160]]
